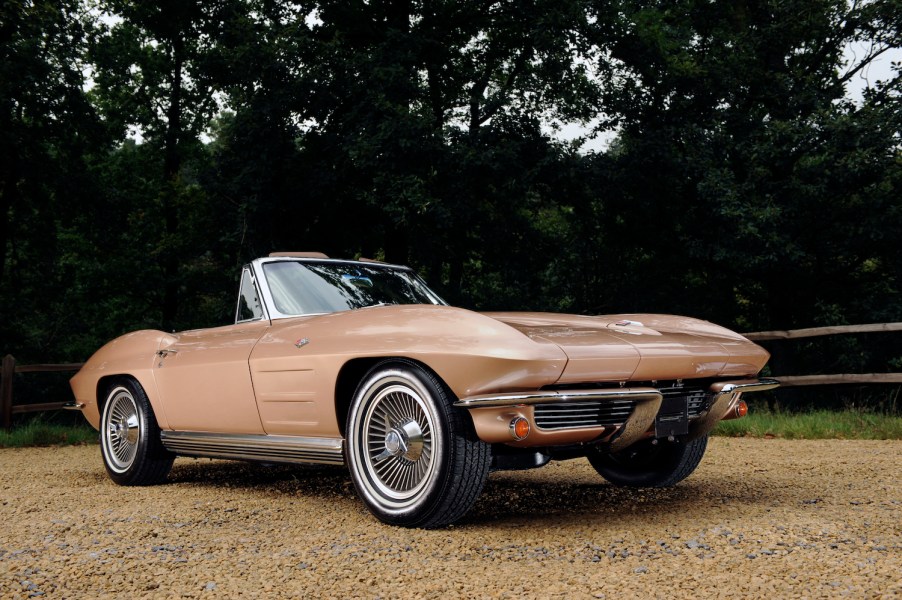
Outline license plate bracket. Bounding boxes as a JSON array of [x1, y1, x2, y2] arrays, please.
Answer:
[[655, 395, 690, 438]]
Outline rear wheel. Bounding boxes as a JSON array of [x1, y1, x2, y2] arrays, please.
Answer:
[[345, 361, 491, 528], [587, 435, 708, 488], [100, 379, 174, 485]]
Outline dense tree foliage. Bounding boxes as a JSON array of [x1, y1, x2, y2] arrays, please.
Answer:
[[1, 0, 900, 406]]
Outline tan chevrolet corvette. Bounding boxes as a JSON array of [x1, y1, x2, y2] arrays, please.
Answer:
[[69, 253, 777, 527]]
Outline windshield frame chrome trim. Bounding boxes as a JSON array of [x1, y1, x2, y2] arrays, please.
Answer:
[[250, 257, 446, 320]]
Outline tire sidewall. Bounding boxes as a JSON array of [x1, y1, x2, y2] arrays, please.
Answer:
[[346, 364, 453, 526]]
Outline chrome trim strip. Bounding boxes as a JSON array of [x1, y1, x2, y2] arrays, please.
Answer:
[[454, 387, 663, 408], [160, 431, 345, 466], [688, 378, 780, 440], [63, 401, 85, 411]]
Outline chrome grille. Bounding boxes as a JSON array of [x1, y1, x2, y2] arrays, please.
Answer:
[[534, 399, 635, 430], [532, 387, 710, 431]]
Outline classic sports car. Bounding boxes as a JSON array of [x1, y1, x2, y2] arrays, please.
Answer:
[[69, 253, 777, 527]]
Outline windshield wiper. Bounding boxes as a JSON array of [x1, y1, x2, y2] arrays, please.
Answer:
[[357, 302, 395, 309]]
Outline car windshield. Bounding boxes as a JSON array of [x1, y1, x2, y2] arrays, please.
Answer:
[[263, 261, 446, 316]]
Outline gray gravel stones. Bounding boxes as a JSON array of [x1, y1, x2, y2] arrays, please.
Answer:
[[1, 439, 899, 598]]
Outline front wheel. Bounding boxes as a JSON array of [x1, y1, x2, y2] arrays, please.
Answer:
[[345, 361, 491, 528], [587, 435, 708, 488], [100, 379, 174, 486]]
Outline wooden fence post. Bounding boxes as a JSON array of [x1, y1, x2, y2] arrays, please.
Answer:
[[1, 354, 15, 430]]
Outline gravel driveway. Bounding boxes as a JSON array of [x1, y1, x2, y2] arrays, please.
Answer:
[[1, 439, 899, 598]]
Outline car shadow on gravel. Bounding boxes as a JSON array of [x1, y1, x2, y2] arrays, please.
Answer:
[[159, 457, 789, 529], [463, 471, 779, 528], [166, 459, 357, 501]]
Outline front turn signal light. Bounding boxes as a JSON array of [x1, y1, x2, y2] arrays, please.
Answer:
[[735, 399, 749, 419], [510, 417, 530, 441]]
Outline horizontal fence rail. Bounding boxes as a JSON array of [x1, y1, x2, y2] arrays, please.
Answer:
[[772, 374, 902, 386], [744, 322, 902, 341]]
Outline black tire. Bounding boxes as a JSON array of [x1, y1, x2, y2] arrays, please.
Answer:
[[587, 435, 708, 488], [100, 379, 174, 486], [345, 360, 491, 528]]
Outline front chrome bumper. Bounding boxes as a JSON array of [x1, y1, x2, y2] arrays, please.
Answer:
[[456, 378, 779, 450]]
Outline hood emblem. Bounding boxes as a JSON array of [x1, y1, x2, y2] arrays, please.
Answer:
[[614, 320, 644, 327], [295, 338, 310, 348]]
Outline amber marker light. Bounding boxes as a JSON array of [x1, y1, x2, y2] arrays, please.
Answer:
[[509, 416, 530, 441], [735, 399, 749, 418]]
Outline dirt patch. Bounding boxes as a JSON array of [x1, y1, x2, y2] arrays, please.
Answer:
[[1, 439, 899, 598]]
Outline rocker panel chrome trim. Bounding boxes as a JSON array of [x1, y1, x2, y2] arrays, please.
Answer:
[[160, 431, 345, 466]]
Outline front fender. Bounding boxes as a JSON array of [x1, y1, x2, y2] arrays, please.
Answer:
[[258, 305, 568, 398], [69, 330, 171, 430], [246, 306, 568, 437]]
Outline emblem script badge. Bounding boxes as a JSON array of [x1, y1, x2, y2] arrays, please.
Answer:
[[295, 338, 310, 348]]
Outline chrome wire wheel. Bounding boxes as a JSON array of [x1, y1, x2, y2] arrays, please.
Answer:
[[347, 362, 492, 528], [348, 367, 447, 518], [361, 383, 437, 502], [102, 387, 142, 474], [99, 379, 173, 486]]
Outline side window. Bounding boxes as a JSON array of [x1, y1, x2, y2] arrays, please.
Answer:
[[236, 268, 264, 323]]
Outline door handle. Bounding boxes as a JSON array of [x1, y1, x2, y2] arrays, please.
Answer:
[[156, 348, 178, 366]]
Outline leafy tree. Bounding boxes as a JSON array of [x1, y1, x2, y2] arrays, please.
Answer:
[[575, 0, 901, 325], [2, 0, 900, 411], [90, 0, 239, 330], [290, 0, 600, 299], [0, 0, 104, 360]]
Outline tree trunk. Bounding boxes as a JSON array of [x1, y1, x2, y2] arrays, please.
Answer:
[[160, 35, 184, 332], [0, 13, 15, 282], [0, 160, 14, 285], [0, 103, 18, 286]]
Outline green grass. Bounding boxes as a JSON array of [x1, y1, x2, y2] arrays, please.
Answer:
[[1, 411, 900, 448], [0, 422, 98, 448], [713, 409, 902, 440]]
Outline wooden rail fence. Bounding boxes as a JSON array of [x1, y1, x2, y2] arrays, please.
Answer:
[[1, 355, 84, 429], [744, 322, 902, 386], [2, 321, 901, 428]]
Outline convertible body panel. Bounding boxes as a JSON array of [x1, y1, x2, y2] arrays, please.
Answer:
[[72, 304, 572, 436], [72, 302, 771, 443]]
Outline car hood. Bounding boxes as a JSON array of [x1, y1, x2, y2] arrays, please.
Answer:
[[483, 312, 770, 383]]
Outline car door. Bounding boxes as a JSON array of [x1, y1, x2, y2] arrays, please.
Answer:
[[151, 320, 270, 433], [151, 266, 270, 434]]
